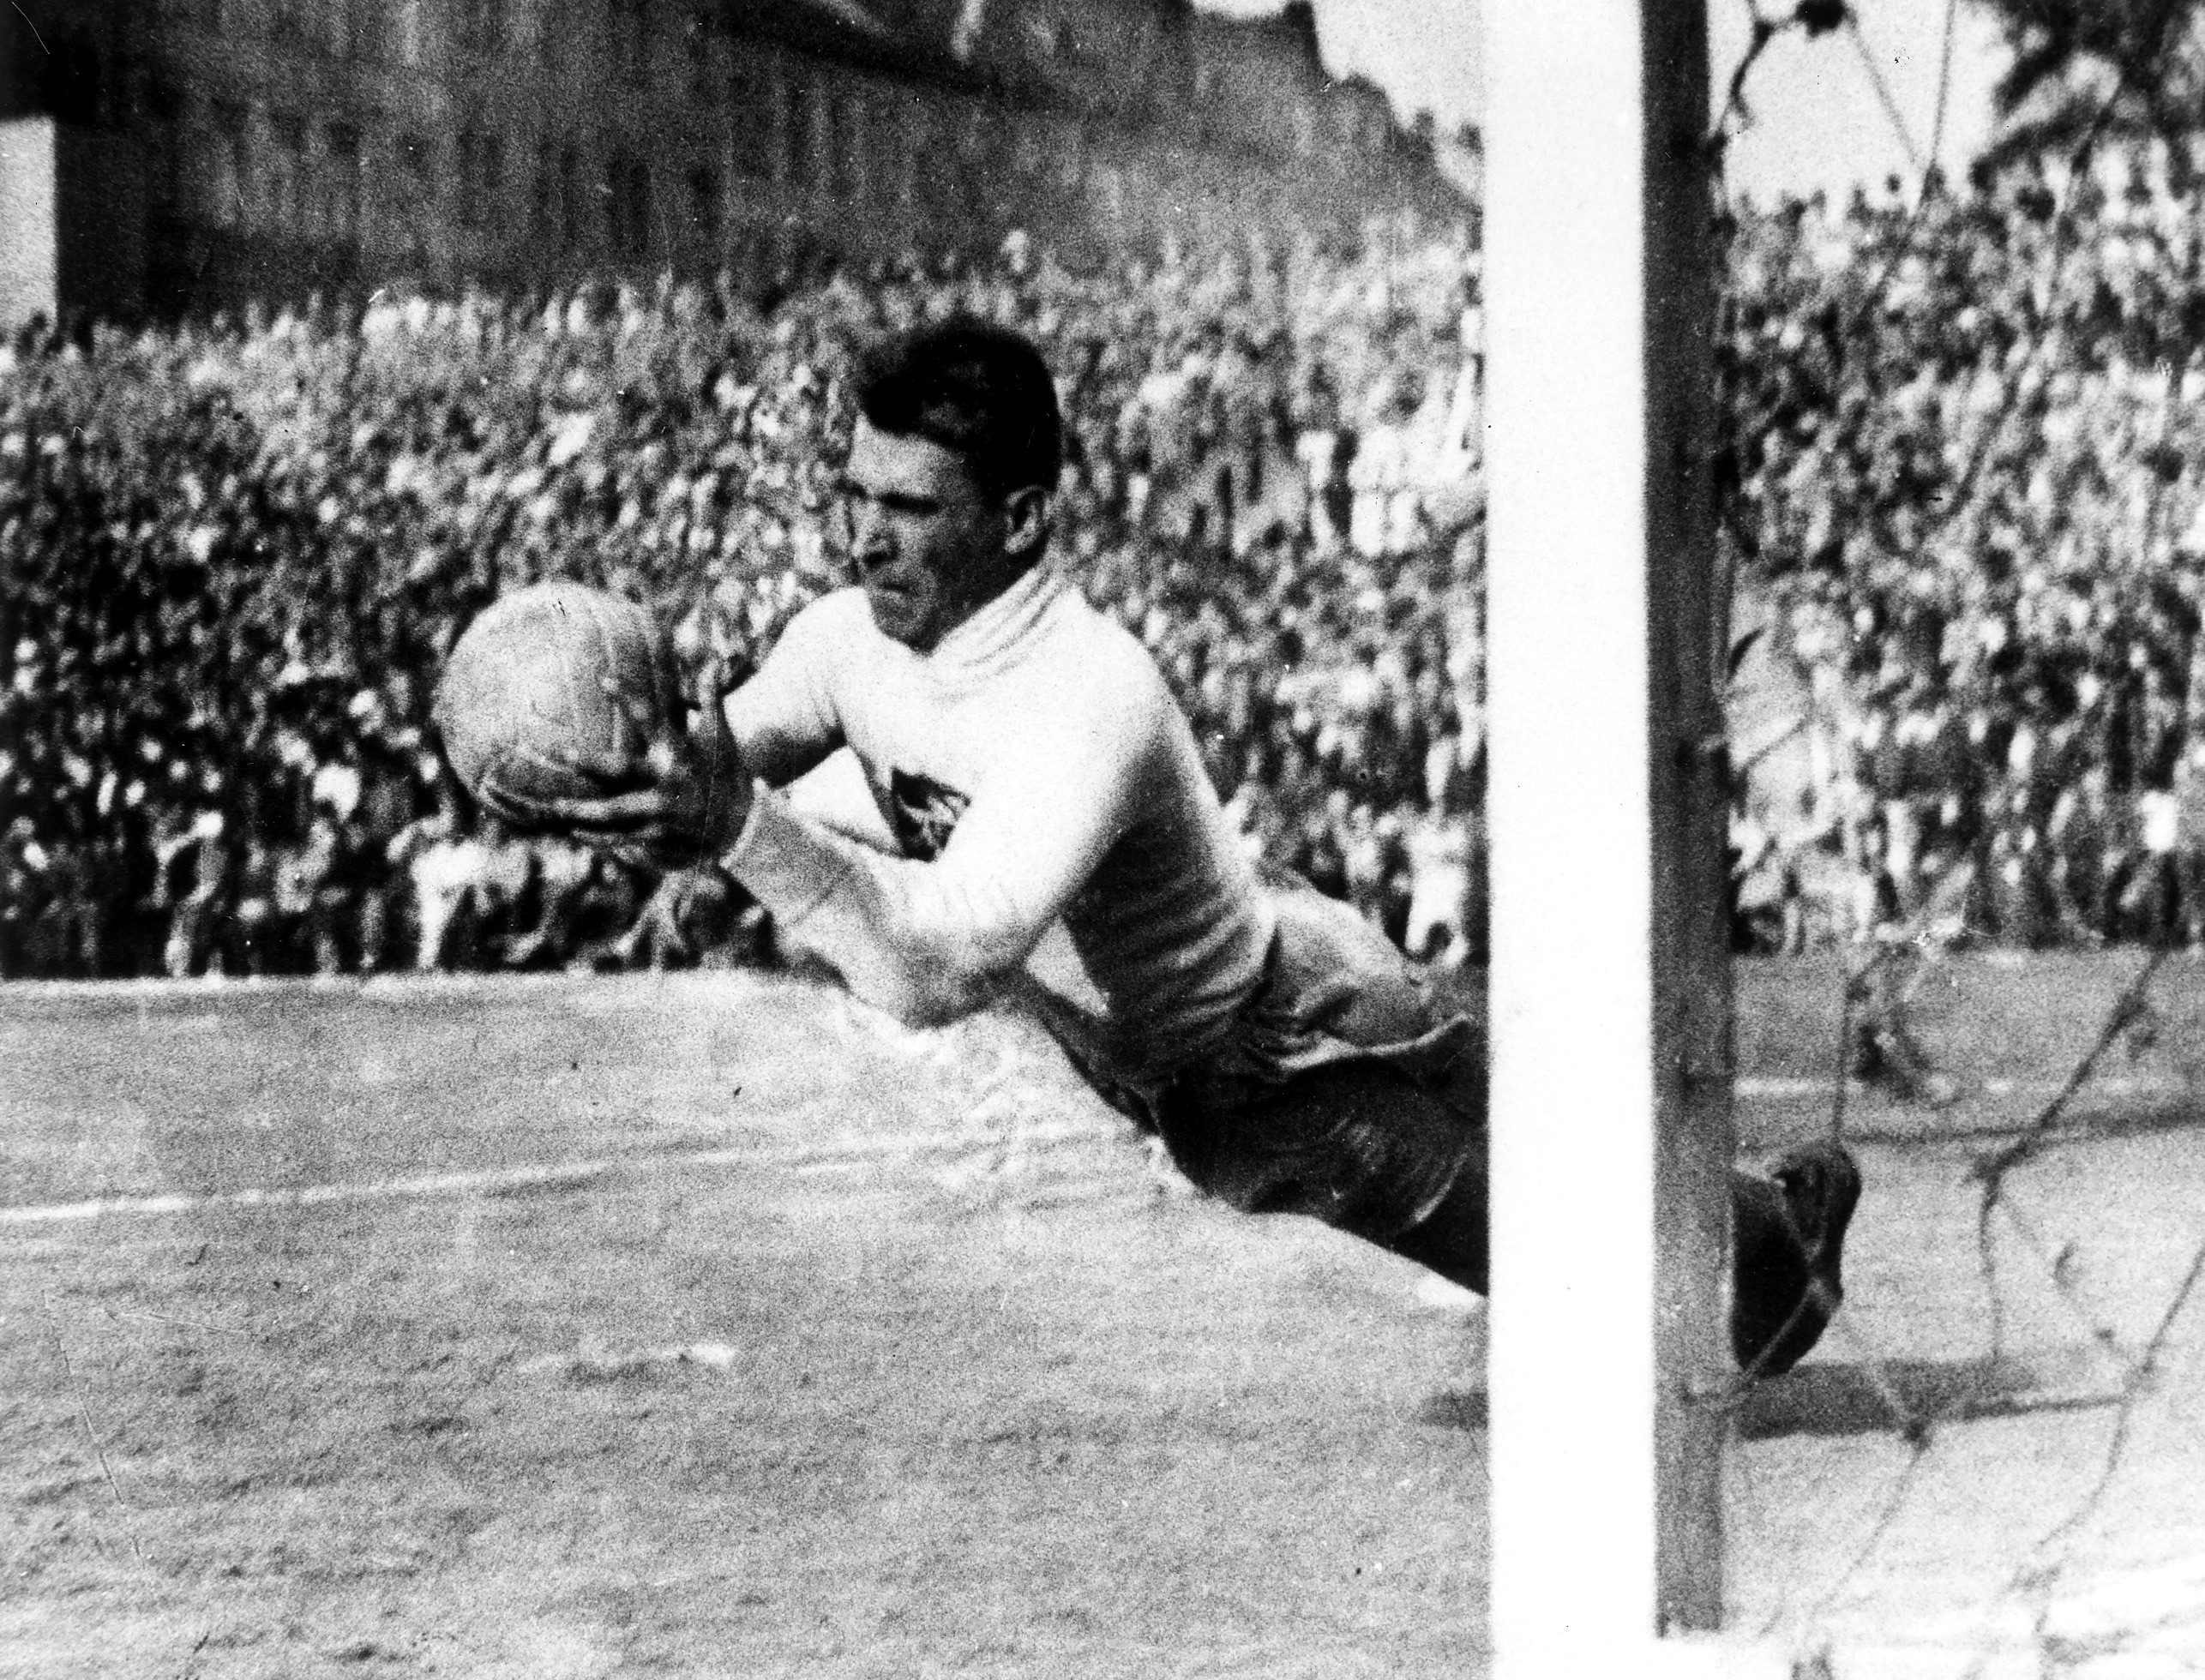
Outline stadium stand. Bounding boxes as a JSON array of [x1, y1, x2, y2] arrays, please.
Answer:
[[21, 138, 2205, 977], [2, 230, 1487, 975]]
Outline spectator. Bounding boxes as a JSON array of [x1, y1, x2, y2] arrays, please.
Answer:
[[3, 226, 1486, 976]]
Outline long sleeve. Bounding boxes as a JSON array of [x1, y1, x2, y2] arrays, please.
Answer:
[[725, 695, 1153, 1028], [721, 596, 852, 789]]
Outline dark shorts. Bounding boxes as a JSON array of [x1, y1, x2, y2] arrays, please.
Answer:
[[1060, 866, 1488, 1237]]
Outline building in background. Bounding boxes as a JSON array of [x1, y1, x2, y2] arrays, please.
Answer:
[[0, 0, 1469, 327]]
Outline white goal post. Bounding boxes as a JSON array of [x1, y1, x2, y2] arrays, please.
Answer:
[[1484, 3, 1787, 1671]]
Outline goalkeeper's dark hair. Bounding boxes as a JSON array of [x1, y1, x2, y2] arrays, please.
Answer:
[[850, 318, 1063, 504]]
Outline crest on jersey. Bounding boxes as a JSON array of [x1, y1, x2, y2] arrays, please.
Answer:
[[886, 768, 970, 861]]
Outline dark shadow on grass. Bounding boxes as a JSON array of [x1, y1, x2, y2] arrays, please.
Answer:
[[1419, 1354, 2124, 1442], [1417, 1389, 1487, 1431], [1738, 1350, 2125, 1440]]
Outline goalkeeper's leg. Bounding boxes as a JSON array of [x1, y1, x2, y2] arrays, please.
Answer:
[[1160, 1059, 1859, 1376]]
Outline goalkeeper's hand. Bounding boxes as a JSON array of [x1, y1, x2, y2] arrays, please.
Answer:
[[541, 664, 753, 871]]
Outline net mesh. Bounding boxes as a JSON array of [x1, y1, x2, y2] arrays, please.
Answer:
[[1719, 925, 2205, 1674], [1703, 12, 2205, 1669]]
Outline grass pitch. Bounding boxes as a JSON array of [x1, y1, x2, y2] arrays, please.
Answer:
[[5, 957, 2205, 1677], [1, 974, 1487, 1680]]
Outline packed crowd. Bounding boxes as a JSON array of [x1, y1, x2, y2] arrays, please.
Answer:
[[3, 227, 1489, 978], [38, 134, 2205, 981], [1725, 145, 2205, 951]]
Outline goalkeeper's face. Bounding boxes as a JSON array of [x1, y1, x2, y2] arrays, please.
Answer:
[[837, 420, 1016, 652]]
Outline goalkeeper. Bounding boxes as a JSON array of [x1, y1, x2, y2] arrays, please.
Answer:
[[542, 318, 1858, 1377]]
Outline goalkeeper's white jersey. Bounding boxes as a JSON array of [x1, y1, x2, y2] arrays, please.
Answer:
[[724, 566, 1276, 1091]]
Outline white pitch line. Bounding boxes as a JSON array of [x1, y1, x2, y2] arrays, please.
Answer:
[[1734, 1076, 2194, 1100], [3, 1080, 2190, 1230], [0, 1118, 1109, 1228], [0, 970, 801, 1002]]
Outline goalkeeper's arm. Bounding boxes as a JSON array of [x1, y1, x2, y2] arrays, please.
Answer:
[[720, 720, 1142, 1027], [543, 704, 1144, 1026], [538, 603, 848, 867]]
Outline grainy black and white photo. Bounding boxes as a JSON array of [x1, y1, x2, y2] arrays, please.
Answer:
[[5, 1, 2205, 1674]]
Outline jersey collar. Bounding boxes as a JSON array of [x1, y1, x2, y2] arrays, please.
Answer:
[[929, 562, 1067, 678]]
